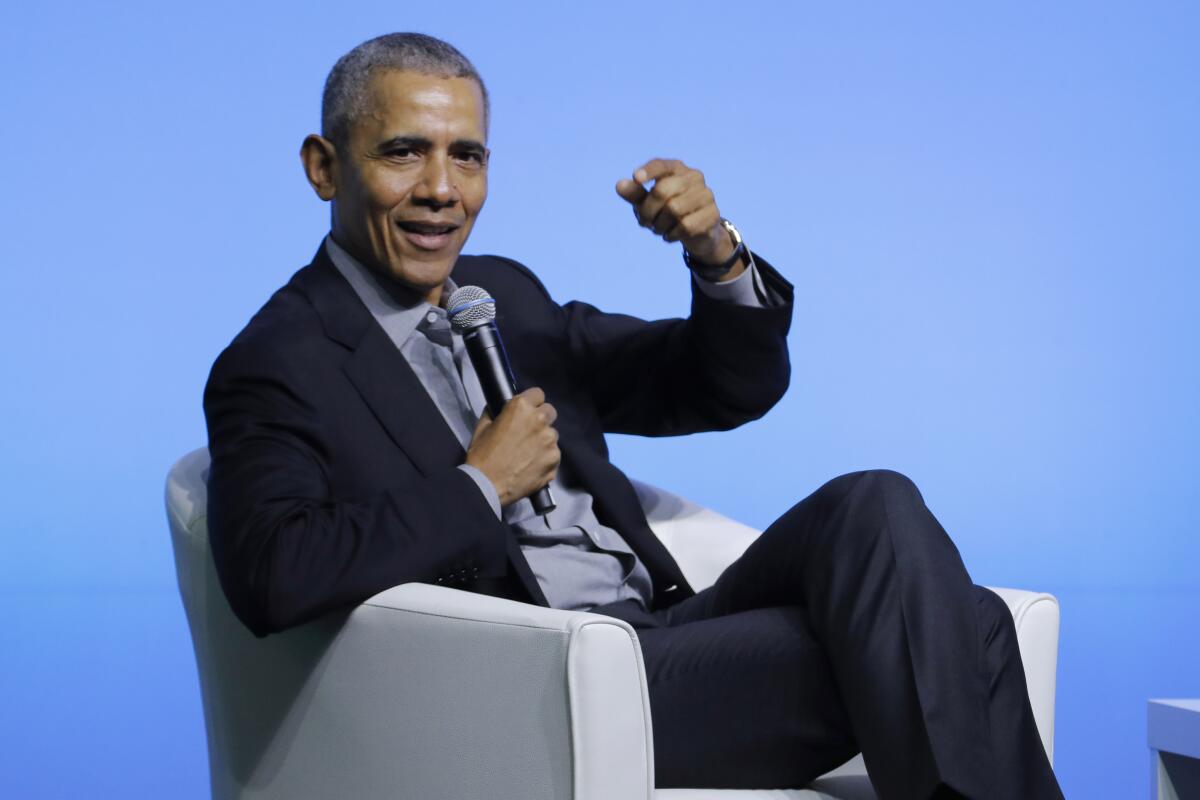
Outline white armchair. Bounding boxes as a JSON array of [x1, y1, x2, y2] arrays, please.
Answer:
[[167, 447, 1059, 799]]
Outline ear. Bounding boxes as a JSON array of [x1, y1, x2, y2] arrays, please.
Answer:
[[300, 134, 338, 201]]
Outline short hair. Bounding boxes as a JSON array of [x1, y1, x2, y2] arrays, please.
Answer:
[[321, 33, 490, 148]]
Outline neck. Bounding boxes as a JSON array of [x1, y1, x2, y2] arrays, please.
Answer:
[[328, 232, 443, 308]]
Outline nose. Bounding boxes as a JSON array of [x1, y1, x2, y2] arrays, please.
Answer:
[[414, 154, 456, 207]]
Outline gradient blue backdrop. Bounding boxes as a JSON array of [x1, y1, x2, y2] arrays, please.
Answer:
[[2, 2, 1197, 797]]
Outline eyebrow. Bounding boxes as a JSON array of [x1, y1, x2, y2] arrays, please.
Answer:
[[377, 135, 487, 155]]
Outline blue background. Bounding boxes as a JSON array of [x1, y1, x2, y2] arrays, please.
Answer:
[[2, 1, 1197, 797]]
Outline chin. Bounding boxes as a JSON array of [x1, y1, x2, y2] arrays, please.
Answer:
[[391, 260, 454, 291]]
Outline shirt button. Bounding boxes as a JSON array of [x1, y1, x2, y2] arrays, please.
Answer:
[[426, 311, 439, 324]]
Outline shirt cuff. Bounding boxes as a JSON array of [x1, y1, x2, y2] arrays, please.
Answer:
[[457, 464, 502, 519], [691, 252, 769, 308]]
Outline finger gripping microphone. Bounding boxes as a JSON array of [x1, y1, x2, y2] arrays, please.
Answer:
[[448, 285, 556, 515]]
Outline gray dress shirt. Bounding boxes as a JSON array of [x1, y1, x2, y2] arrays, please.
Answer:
[[325, 235, 770, 611]]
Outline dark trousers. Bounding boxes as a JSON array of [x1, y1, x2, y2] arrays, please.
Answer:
[[591, 470, 1064, 800]]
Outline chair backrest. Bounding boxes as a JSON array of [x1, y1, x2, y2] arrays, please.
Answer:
[[167, 448, 347, 800], [629, 479, 760, 590]]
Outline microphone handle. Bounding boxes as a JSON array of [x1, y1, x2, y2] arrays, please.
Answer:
[[463, 323, 556, 515]]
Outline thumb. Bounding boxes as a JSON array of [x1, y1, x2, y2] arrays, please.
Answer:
[[615, 177, 648, 205]]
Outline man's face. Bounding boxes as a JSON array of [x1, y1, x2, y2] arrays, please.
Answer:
[[330, 70, 488, 300]]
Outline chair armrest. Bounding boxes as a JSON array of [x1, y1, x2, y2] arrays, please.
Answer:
[[260, 583, 654, 800]]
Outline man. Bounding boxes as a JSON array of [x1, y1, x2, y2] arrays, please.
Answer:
[[204, 33, 1063, 799]]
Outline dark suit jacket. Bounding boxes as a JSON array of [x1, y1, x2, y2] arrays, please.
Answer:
[[204, 245, 793, 637]]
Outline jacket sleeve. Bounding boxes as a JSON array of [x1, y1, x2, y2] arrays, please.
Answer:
[[203, 339, 509, 638], [558, 252, 794, 437]]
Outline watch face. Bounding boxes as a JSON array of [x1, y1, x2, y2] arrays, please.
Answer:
[[721, 218, 743, 246]]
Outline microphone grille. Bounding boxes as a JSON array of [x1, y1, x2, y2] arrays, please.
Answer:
[[447, 285, 497, 331]]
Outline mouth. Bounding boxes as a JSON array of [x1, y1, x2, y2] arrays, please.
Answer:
[[396, 219, 462, 251]]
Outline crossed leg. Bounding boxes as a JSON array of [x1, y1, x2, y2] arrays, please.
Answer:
[[594, 470, 1063, 799]]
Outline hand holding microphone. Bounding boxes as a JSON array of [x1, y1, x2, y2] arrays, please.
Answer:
[[464, 388, 559, 509], [449, 286, 557, 514]]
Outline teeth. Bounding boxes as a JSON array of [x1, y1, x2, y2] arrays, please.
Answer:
[[401, 222, 455, 234]]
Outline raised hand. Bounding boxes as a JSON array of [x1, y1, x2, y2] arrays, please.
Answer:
[[615, 158, 744, 280]]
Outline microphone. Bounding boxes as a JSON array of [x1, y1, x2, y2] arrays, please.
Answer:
[[447, 285, 556, 515]]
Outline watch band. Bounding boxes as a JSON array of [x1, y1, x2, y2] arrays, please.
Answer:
[[683, 218, 746, 280]]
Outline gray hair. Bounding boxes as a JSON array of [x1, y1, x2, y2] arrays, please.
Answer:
[[321, 33, 489, 148]]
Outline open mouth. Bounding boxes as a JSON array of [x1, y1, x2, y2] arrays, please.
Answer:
[[397, 220, 461, 250]]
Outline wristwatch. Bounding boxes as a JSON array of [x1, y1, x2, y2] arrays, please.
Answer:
[[683, 218, 746, 281]]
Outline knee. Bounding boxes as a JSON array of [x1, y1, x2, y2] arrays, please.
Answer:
[[830, 468, 924, 524], [806, 469, 919, 551], [858, 468, 922, 504], [816, 468, 918, 508], [833, 469, 951, 558], [802, 469, 947, 566]]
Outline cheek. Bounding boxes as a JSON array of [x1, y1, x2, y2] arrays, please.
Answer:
[[464, 178, 488, 215], [365, 174, 412, 213]]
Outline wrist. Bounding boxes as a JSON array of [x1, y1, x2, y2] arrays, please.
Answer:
[[684, 218, 746, 281], [712, 254, 748, 282]]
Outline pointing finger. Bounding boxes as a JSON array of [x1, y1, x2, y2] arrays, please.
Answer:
[[633, 158, 683, 184], [615, 177, 648, 205]]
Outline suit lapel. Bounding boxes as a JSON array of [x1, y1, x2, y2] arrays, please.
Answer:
[[297, 247, 466, 477], [342, 327, 467, 476]]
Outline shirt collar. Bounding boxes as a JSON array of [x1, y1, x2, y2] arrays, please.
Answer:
[[324, 235, 458, 346]]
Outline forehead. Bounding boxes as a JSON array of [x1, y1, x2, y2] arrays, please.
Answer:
[[355, 69, 486, 141]]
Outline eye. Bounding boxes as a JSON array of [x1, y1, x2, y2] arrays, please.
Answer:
[[384, 147, 417, 160], [454, 150, 486, 166]]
